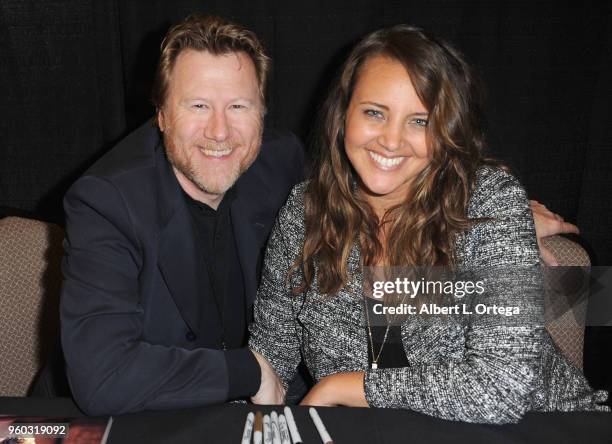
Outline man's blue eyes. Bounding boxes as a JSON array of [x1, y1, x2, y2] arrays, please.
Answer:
[[192, 104, 247, 110]]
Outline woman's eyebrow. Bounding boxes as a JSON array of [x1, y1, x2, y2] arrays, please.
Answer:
[[359, 101, 389, 110], [359, 102, 428, 116]]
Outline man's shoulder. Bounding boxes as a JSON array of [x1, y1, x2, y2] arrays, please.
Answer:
[[85, 120, 161, 181], [261, 127, 302, 149], [240, 128, 305, 203], [64, 121, 166, 226], [258, 128, 305, 171]]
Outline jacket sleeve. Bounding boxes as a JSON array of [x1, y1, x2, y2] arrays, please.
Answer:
[[61, 175, 259, 416], [363, 169, 545, 424], [248, 187, 304, 393]]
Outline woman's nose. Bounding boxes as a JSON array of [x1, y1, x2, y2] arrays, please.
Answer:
[[377, 121, 403, 151]]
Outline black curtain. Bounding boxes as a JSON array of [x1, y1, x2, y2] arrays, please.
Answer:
[[0, 0, 126, 221], [1, 0, 610, 264], [1, 1, 611, 391]]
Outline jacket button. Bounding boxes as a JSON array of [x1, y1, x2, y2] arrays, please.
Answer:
[[185, 331, 196, 341]]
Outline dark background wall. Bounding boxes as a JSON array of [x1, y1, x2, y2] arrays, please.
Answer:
[[2, 1, 611, 266], [1, 0, 610, 264], [0, 0, 610, 398]]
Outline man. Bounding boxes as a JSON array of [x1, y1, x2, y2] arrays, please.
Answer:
[[61, 14, 294, 415], [60, 13, 574, 416]]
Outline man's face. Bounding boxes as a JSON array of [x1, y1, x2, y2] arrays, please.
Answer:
[[157, 49, 263, 207]]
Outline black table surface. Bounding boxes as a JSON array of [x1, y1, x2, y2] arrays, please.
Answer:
[[1, 397, 611, 444]]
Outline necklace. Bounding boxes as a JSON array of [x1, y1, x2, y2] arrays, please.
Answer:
[[363, 295, 390, 370]]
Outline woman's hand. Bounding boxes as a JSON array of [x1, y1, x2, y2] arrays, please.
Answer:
[[251, 350, 285, 405], [300, 372, 368, 407], [530, 200, 579, 266]]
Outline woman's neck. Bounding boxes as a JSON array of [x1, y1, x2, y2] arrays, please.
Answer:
[[358, 185, 406, 221]]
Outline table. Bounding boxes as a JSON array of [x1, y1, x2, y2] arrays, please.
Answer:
[[1, 397, 610, 443]]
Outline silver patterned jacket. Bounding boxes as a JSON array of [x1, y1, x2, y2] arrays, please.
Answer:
[[249, 166, 609, 424]]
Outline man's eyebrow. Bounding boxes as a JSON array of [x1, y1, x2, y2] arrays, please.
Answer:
[[232, 98, 256, 104], [180, 96, 209, 102], [181, 97, 256, 104]]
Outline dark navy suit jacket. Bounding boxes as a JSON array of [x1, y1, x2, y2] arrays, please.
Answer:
[[60, 122, 304, 415]]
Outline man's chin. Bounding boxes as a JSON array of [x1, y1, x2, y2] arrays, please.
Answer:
[[194, 177, 237, 196]]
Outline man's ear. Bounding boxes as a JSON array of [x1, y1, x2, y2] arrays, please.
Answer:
[[157, 109, 165, 132]]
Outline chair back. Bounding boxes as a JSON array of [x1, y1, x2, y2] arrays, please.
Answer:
[[0, 216, 64, 396], [542, 235, 591, 369]]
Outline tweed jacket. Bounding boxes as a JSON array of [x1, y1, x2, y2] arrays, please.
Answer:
[[249, 166, 608, 424]]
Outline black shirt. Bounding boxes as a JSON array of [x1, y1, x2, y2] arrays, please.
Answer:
[[183, 187, 260, 399], [365, 297, 410, 369]]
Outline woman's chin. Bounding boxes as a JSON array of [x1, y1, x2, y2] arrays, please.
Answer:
[[360, 179, 407, 199]]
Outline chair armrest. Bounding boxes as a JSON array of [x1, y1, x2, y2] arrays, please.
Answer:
[[541, 234, 591, 266]]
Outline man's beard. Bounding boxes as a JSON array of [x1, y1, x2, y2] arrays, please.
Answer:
[[165, 137, 260, 196]]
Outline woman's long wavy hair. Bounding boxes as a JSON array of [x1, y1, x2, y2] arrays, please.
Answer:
[[294, 25, 494, 295]]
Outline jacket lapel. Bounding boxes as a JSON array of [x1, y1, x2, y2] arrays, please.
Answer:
[[155, 144, 205, 337], [154, 135, 276, 332], [231, 162, 275, 307]]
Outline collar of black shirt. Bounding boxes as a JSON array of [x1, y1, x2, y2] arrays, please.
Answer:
[[182, 185, 238, 215]]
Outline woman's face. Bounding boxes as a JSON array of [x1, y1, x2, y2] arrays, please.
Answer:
[[344, 55, 431, 212]]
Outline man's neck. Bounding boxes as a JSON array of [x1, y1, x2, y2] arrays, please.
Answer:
[[173, 166, 223, 210]]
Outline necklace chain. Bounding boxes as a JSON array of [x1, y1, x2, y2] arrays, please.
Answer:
[[363, 275, 409, 369], [363, 295, 390, 370]]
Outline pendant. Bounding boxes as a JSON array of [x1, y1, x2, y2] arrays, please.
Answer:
[[371, 363, 378, 369]]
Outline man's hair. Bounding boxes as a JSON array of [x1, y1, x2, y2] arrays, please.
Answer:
[[151, 13, 270, 110]]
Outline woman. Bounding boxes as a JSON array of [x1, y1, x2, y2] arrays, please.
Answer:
[[249, 25, 608, 423]]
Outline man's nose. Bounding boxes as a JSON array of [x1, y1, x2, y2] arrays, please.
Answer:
[[204, 110, 229, 142]]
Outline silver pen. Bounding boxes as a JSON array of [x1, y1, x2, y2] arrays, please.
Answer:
[[309, 407, 334, 444], [283, 406, 303, 444], [241, 412, 255, 444], [263, 414, 273, 444], [278, 414, 291, 444]]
